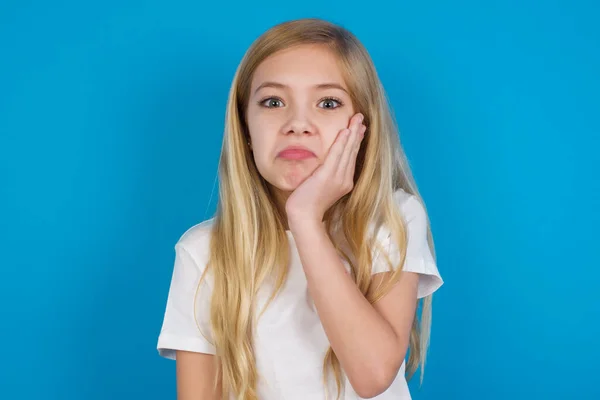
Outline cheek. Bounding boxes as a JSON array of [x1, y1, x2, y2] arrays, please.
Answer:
[[247, 109, 352, 154], [247, 112, 275, 143], [248, 125, 273, 154], [246, 121, 275, 168], [321, 117, 348, 150]]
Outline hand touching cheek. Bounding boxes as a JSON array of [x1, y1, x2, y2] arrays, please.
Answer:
[[285, 112, 367, 228]]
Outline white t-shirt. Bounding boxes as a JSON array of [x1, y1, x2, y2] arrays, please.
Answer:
[[157, 188, 443, 399]]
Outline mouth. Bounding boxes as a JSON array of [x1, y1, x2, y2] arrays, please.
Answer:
[[277, 147, 316, 160]]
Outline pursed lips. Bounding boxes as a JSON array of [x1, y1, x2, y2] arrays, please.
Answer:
[[277, 145, 316, 160]]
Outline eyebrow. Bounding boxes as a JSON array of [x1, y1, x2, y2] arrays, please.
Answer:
[[253, 81, 349, 96]]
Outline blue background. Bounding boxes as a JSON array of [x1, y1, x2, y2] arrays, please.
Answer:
[[1, 1, 598, 399]]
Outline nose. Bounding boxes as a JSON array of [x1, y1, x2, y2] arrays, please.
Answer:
[[281, 107, 316, 136]]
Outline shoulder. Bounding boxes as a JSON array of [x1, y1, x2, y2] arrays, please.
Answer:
[[177, 217, 215, 247], [175, 218, 216, 270], [394, 188, 428, 228], [392, 188, 428, 225], [369, 188, 427, 243]]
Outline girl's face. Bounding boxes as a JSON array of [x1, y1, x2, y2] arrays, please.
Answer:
[[246, 44, 356, 193]]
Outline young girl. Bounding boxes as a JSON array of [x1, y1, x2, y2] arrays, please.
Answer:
[[157, 18, 443, 400]]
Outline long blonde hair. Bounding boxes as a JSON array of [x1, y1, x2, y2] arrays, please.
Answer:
[[196, 17, 438, 399]]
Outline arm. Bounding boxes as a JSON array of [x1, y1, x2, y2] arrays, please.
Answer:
[[290, 219, 419, 398], [175, 351, 221, 400], [284, 113, 420, 397]]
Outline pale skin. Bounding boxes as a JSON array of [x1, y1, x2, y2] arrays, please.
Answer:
[[285, 113, 419, 397], [176, 44, 419, 399]]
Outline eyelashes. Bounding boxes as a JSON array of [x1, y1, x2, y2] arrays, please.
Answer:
[[257, 96, 344, 110]]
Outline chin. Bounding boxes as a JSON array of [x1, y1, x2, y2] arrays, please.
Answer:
[[268, 169, 313, 192], [260, 159, 318, 191]]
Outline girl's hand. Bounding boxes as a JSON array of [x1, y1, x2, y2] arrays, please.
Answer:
[[285, 112, 367, 229]]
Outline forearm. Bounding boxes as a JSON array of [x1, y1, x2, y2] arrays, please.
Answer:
[[289, 219, 403, 393]]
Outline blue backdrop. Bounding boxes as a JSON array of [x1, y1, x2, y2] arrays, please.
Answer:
[[1, 1, 598, 399]]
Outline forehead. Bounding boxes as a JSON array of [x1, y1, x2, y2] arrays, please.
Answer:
[[251, 44, 347, 90]]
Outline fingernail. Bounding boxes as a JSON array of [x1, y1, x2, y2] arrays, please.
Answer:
[[357, 114, 364, 123]]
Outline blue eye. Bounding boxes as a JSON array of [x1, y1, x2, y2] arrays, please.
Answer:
[[318, 97, 343, 109], [258, 96, 344, 109], [259, 97, 284, 108]]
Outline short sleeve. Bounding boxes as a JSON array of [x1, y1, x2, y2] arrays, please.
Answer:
[[371, 193, 444, 299], [157, 243, 216, 359]]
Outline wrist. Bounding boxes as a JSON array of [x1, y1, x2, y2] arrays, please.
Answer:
[[287, 215, 325, 235]]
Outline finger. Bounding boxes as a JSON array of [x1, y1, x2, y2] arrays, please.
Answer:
[[338, 114, 363, 175], [322, 127, 351, 175], [345, 123, 366, 182], [354, 123, 366, 153]]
